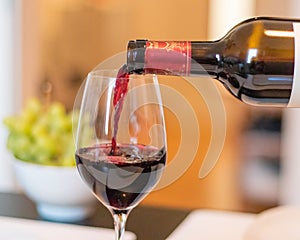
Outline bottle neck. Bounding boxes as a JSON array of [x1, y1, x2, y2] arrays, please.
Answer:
[[190, 41, 224, 76], [127, 40, 223, 76]]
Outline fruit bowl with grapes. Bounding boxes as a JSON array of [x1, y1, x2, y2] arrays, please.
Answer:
[[3, 98, 96, 222]]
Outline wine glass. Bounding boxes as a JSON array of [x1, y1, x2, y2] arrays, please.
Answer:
[[74, 69, 167, 240]]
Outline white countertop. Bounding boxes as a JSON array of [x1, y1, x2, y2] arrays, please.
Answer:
[[167, 206, 300, 240], [0, 216, 136, 240], [166, 209, 256, 240]]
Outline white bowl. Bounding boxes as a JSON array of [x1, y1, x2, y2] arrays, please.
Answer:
[[12, 158, 97, 222]]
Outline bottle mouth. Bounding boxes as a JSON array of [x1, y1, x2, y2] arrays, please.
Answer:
[[127, 40, 147, 73]]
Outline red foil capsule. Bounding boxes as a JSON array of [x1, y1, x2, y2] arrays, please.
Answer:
[[144, 41, 191, 75]]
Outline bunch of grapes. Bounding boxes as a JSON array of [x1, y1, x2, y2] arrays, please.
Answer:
[[3, 98, 77, 166]]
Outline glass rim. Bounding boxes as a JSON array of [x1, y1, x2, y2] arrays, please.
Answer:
[[87, 69, 119, 79], [87, 69, 159, 80]]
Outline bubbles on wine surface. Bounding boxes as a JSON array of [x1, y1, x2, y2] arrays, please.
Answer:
[[77, 144, 165, 164]]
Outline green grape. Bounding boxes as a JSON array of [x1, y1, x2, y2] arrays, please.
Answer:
[[30, 145, 52, 165], [48, 102, 66, 118], [20, 98, 42, 127], [51, 115, 70, 132], [7, 133, 32, 162], [37, 134, 57, 153], [25, 98, 42, 114], [9, 133, 28, 151], [15, 151, 32, 163], [60, 156, 76, 166], [31, 120, 48, 137], [3, 98, 78, 166], [14, 118, 31, 135], [3, 116, 18, 131]]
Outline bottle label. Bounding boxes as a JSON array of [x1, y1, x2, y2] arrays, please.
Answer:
[[288, 23, 300, 107], [145, 41, 191, 75]]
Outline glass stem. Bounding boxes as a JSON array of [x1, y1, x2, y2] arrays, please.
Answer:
[[112, 209, 129, 240]]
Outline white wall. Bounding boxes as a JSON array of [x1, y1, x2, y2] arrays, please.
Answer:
[[208, 0, 256, 40], [279, 0, 300, 205], [256, 0, 292, 17], [0, 0, 22, 192]]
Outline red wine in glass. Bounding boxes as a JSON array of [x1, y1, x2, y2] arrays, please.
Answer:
[[75, 144, 166, 210]]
